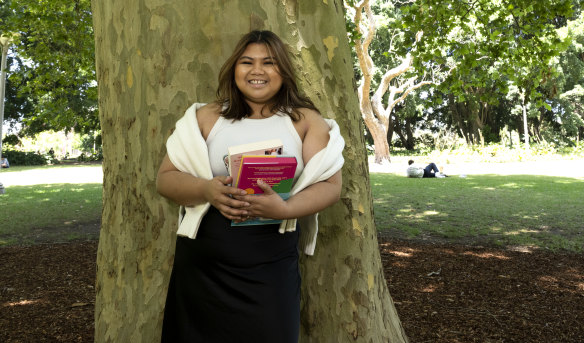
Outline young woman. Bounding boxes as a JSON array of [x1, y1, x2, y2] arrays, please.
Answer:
[[156, 30, 344, 342]]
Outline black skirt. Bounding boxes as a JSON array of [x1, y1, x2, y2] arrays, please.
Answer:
[[161, 206, 300, 343]]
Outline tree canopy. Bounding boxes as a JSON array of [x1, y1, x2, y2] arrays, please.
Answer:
[[394, 0, 579, 146], [1, 0, 97, 135], [2, 0, 583, 149]]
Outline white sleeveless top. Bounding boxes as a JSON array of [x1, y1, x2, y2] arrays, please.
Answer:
[[206, 113, 304, 179]]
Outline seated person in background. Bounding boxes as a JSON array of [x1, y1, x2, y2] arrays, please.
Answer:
[[0, 158, 9, 168], [407, 159, 445, 178]]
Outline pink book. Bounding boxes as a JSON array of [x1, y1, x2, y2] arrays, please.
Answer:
[[232, 155, 297, 226]]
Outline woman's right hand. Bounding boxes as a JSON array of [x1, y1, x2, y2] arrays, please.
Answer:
[[203, 176, 250, 220], [157, 154, 249, 220]]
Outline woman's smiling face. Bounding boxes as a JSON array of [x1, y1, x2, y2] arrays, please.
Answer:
[[234, 43, 283, 108]]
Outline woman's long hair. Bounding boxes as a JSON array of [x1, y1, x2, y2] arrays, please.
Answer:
[[216, 30, 318, 121]]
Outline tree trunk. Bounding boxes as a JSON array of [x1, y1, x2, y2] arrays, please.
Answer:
[[387, 114, 395, 148], [92, 0, 407, 342], [366, 118, 391, 163], [404, 117, 416, 150], [521, 90, 530, 148]]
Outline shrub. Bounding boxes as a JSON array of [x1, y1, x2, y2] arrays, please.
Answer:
[[77, 151, 103, 162], [2, 149, 48, 166]]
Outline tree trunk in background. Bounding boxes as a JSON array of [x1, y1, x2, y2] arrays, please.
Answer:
[[387, 115, 395, 148], [92, 0, 407, 342], [520, 90, 530, 148], [368, 120, 392, 163]]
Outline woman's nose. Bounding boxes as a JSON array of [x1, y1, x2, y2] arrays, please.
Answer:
[[251, 62, 264, 74]]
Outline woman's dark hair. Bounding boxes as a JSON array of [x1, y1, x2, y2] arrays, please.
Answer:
[[408, 160, 415, 165], [216, 30, 318, 121]]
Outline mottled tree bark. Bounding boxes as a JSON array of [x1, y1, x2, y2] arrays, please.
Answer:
[[92, 0, 407, 342]]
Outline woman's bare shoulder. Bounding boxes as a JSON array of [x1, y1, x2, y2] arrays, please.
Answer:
[[197, 102, 222, 138], [292, 108, 328, 142], [300, 108, 329, 130], [197, 102, 222, 118]]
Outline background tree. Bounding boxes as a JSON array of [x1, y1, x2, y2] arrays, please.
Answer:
[[552, 10, 584, 143], [2, 0, 97, 135], [346, 0, 443, 163], [399, 0, 574, 148], [92, 0, 407, 342]]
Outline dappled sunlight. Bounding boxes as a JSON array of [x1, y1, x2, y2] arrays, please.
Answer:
[[555, 178, 584, 184], [0, 183, 102, 235], [390, 250, 414, 258], [506, 245, 536, 253], [537, 270, 584, 295], [538, 275, 559, 283], [371, 171, 583, 252], [504, 228, 540, 236], [379, 243, 421, 258], [462, 251, 511, 260], [488, 226, 502, 233], [393, 206, 447, 221], [418, 284, 439, 293], [410, 209, 447, 222], [3, 299, 47, 307], [472, 186, 497, 190], [499, 182, 522, 189]]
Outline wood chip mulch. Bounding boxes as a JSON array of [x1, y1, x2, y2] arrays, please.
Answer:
[[1, 239, 583, 342]]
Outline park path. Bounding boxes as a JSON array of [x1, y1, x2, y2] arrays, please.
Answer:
[[369, 156, 584, 178], [0, 165, 103, 186], [1, 157, 582, 187]]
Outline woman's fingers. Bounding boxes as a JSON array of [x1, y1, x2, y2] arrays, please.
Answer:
[[255, 179, 275, 194]]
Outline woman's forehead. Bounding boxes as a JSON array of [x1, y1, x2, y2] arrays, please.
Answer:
[[240, 43, 275, 59]]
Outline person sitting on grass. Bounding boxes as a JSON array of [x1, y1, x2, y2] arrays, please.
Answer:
[[0, 157, 9, 168], [406, 159, 446, 178]]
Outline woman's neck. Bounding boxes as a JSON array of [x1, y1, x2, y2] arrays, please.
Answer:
[[245, 100, 276, 118]]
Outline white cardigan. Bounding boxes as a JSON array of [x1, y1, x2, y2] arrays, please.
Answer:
[[166, 103, 345, 255]]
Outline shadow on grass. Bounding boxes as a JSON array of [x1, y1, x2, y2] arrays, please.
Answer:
[[371, 173, 584, 252], [0, 183, 102, 246]]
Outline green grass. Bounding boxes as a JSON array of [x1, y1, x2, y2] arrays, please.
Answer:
[[370, 173, 584, 252], [0, 182, 102, 246], [2, 164, 583, 252]]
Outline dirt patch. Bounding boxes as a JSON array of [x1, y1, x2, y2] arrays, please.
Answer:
[[1, 236, 582, 342], [381, 238, 584, 343], [0, 242, 96, 343]]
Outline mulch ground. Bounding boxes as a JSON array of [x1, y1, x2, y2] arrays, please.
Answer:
[[1, 238, 583, 342]]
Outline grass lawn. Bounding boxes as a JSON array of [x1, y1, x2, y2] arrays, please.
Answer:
[[0, 165, 103, 245], [1, 164, 582, 252], [370, 172, 584, 252]]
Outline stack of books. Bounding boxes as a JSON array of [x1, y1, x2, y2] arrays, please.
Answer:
[[226, 139, 297, 226]]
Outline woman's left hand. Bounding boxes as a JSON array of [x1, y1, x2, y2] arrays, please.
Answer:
[[234, 180, 289, 222]]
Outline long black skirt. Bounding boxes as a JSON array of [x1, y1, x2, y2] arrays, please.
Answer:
[[161, 206, 300, 343]]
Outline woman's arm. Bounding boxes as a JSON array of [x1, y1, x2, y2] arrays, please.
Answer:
[[156, 154, 250, 220], [237, 110, 342, 220]]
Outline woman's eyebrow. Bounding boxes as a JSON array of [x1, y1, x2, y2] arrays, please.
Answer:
[[238, 56, 276, 61]]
